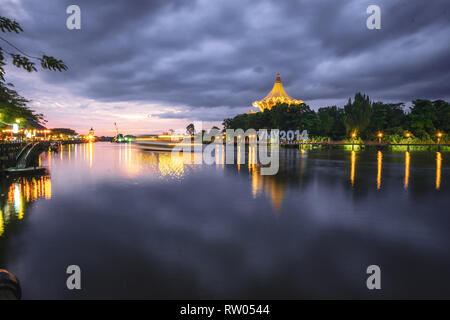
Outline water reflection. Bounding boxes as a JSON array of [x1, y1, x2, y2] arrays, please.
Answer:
[[0, 176, 52, 237], [249, 162, 286, 213], [1, 143, 449, 299], [405, 151, 410, 190], [377, 151, 383, 190], [350, 150, 356, 187], [436, 152, 442, 190], [89, 142, 93, 168], [1, 145, 447, 238]]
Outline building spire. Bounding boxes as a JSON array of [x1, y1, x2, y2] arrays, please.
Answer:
[[251, 74, 304, 112]]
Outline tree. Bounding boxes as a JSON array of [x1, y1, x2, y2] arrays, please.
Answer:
[[432, 100, 450, 134], [408, 99, 437, 138], [0, 16, 67, 127], [317, 106, 346, 139], [0, 17, 67, 79], [344, 93, 373, 138], [186, 123, 195, 135], [51, 128, 78, 136], [368, 102, 406, 136], [222, 94, 449, 142]]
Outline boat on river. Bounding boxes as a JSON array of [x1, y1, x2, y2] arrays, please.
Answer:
[[135, 135, 197, 152]]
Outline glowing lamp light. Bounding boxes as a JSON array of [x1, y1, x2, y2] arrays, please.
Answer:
[[12, 124, 19, 134], [437, 132, 443, 138]]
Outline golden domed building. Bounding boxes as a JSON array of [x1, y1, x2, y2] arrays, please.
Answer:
[[252, 74, 304, 112]]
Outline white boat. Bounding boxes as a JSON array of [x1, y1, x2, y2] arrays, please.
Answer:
[[135, 135, 197, 152]]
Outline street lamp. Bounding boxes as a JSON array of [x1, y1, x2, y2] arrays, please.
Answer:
[[405, 132, 411, 144], [377, 132, 383, 144], [351, 131, 357, 150], [437, 132, 443, 144]]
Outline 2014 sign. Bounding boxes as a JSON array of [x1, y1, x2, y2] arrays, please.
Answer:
[[258, 130, 308, 141]]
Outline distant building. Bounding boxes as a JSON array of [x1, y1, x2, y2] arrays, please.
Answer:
[[252, 74, 304, 112]]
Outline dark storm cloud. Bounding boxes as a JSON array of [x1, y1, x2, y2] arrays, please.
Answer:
[[3, 0, 450, 120]]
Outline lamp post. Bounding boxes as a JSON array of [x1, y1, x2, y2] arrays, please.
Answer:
[[437, 132, 443, 145], [377, 132, 383, 144], [351, 131, 357, 150], [405, 132, 411, 144]]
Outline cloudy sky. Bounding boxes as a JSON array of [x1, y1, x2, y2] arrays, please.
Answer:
[[2, 0, 450, 135]]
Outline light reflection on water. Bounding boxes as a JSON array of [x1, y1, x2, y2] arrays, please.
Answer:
[[0, 144, 446, 239], [0, 142, 448, 299]]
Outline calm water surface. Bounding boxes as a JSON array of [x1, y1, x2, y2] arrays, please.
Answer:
[[0, 142, 449, 299]]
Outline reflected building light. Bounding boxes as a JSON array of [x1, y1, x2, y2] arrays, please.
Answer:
[[248, 146, 257, 171], [247, 146, 252, 172], [350, 151, 356, 187], [14, 184, 24, 219], [0, 210, 4, 237], [215, 144, 224, 167], [250, 168, 285, 214], [436, 152, 442, 190], [222, 145, 225, 167], [32, 177, 38, 200], [377, 151, 383, 190], [89, 142, 93, 168], [44, 177, 52, 199], [237, 145, 241, 171], [404, 151, 410, 190], [251, 167, 261, 198], [158, 153, 184, 178], [2, 176, 52, 235]]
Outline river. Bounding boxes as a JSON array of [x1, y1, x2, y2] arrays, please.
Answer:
[[0, 142, 449, 299]]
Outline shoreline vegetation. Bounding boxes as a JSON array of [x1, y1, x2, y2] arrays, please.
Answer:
[[223, 93, 449, 145]]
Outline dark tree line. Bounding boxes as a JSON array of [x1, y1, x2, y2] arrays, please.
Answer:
[[223, 93, 449, 143]]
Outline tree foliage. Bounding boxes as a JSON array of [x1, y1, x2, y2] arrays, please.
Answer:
[[0, 16, 67, 127], [343, 93, 372, 137], [223, 93, 450, 142], [186, 123, 195, 135]]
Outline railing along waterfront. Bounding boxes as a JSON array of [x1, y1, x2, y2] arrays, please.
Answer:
[[0, 142, 27, 169]]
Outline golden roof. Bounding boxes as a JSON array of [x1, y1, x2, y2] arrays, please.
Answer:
[[252, 74, 304, 112]]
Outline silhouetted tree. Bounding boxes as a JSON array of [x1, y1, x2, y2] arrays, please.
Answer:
[[186, 123, 195, 135], [343, 93, 373, 138]]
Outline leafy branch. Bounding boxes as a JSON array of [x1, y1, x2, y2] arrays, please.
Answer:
[[0, 16, 67, 81]]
